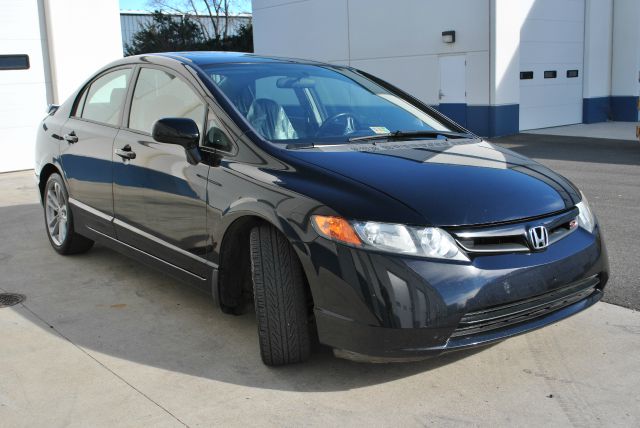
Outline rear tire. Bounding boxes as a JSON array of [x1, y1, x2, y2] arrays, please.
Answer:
[[43, 173, 94, 255], [249, 224, 311, 366]]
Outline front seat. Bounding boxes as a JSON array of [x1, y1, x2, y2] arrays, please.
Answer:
[[246, 98, 298, 140]]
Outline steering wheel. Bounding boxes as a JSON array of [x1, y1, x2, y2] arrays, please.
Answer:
[[315, 112, 360, 137]]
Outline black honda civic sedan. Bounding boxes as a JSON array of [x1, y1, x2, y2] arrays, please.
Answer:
[[35, 52, 608, 365]]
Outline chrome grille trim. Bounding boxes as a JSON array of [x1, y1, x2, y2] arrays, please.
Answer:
[[450, 208, 579, 254]]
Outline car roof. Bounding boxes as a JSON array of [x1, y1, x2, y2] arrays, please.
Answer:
[[123, 51, 331, 67]]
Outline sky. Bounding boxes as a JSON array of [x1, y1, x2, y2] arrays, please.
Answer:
[[119, 0, 251, 13]]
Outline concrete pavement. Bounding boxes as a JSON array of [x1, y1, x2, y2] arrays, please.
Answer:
[[1, 134, 639, 427], [524, 121, 639, 141]]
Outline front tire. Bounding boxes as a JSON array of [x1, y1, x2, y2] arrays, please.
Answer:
[[44, 173, 94, 255], [250, 224, 311, 366]]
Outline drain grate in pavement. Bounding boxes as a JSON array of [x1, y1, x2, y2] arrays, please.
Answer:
[[0, 293, 25, 308]]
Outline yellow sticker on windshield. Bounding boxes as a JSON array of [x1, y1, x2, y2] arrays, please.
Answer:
[[369, 126, 390, 134]]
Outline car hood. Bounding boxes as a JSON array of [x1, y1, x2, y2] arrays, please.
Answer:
[[285, 138, 580, 226]]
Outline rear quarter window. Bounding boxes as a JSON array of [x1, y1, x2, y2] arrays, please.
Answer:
[[78, 68, 132, 126]]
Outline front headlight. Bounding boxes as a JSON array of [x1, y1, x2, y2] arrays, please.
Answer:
[[576, 192, 596, 233], [312, 215, 469, 261]]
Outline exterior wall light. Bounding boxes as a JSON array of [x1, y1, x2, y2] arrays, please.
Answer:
[[442, 30, 455, 43]]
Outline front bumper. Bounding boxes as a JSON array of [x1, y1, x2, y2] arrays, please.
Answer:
[[303, 225, 608, 360]]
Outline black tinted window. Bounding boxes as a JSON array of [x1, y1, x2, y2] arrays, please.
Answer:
[[128, 68, 205, 134], [81, 68, 131, 126], [205, 109, 233, 151], [0, 54, 29, 70]]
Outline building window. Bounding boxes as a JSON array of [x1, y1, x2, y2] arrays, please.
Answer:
[[567, 70, 579, 78], [544, 70, 557, 79], [520, 71, 534, 80], [0, 54, 29, 70]]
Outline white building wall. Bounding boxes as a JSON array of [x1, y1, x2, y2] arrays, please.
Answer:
[[490, 0, 528, 107], [0, 0, 50, 172], [609, 0, 640, 121], [253, 0, 350, 64], [583, 0, 613, 99], [348, 0, 490, 107], [44, 0, 123, 104], [253, 0, 490, 107], [253, 0, 639, 134], [611, 0, 640, 97], [0, 0, 122, 173]]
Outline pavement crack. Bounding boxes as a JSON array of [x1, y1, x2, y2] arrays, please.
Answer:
[[7, 294, 190, 428]]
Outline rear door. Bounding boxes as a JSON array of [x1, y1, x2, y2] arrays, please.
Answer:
[[59, 66, 133, 236], [112, 65, 210, 277]]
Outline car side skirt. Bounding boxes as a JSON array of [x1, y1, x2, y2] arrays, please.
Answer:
[[69, 198, 217, 298]]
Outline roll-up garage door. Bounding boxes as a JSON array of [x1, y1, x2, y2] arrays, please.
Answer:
[[519, 0, 584, 130]]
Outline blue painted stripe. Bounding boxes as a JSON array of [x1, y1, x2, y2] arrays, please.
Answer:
[[583, 97, 610, 123], [610, 96, 639, 122], [436, 104, 519, 138], [465, 105, 490, 137], [435, 103, 467, 128], [488, 104, 519, 138]]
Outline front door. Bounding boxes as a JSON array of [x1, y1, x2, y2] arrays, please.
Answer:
[[113, 66, 210, 277], [438, 55, 467, 127], [59, 67, 133, 236]]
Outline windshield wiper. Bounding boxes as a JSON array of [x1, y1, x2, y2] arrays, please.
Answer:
[[348, 130, 474, 143]]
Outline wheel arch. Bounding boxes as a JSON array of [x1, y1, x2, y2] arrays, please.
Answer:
[[38, 163, 61, 202], [215, 211, 316, 316]]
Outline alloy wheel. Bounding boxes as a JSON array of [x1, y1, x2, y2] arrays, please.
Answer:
[[45, 181, 68, 246]]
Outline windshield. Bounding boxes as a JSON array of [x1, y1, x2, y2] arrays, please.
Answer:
[[202, 63, 452, 145]]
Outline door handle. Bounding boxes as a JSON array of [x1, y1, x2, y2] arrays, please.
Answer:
[[63, 131, 78, 144], [438, 89, 445, 100], [115, 145, 136, 160]]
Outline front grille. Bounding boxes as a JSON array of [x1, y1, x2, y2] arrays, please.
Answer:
[[451, 208, 579, 254], [451, 275, 600, 338]]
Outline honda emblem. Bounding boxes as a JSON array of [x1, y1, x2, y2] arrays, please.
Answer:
[[528, 225, 549, 250]]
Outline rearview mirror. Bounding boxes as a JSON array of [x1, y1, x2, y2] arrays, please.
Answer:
[[152, 118, 201, 165], [276, 76, 316, 88]]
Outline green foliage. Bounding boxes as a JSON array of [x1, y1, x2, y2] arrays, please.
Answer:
[[216, 23, 254, 52], [125, 11, 253, 56]]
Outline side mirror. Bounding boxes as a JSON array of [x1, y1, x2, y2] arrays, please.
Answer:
[[152, 118, 201, 165]]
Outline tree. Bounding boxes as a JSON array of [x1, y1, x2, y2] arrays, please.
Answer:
[[218, 23, 253, 52], [149, 0, 250, 40], [125, 10, 253, 55], [125, 11, 209, 55]]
